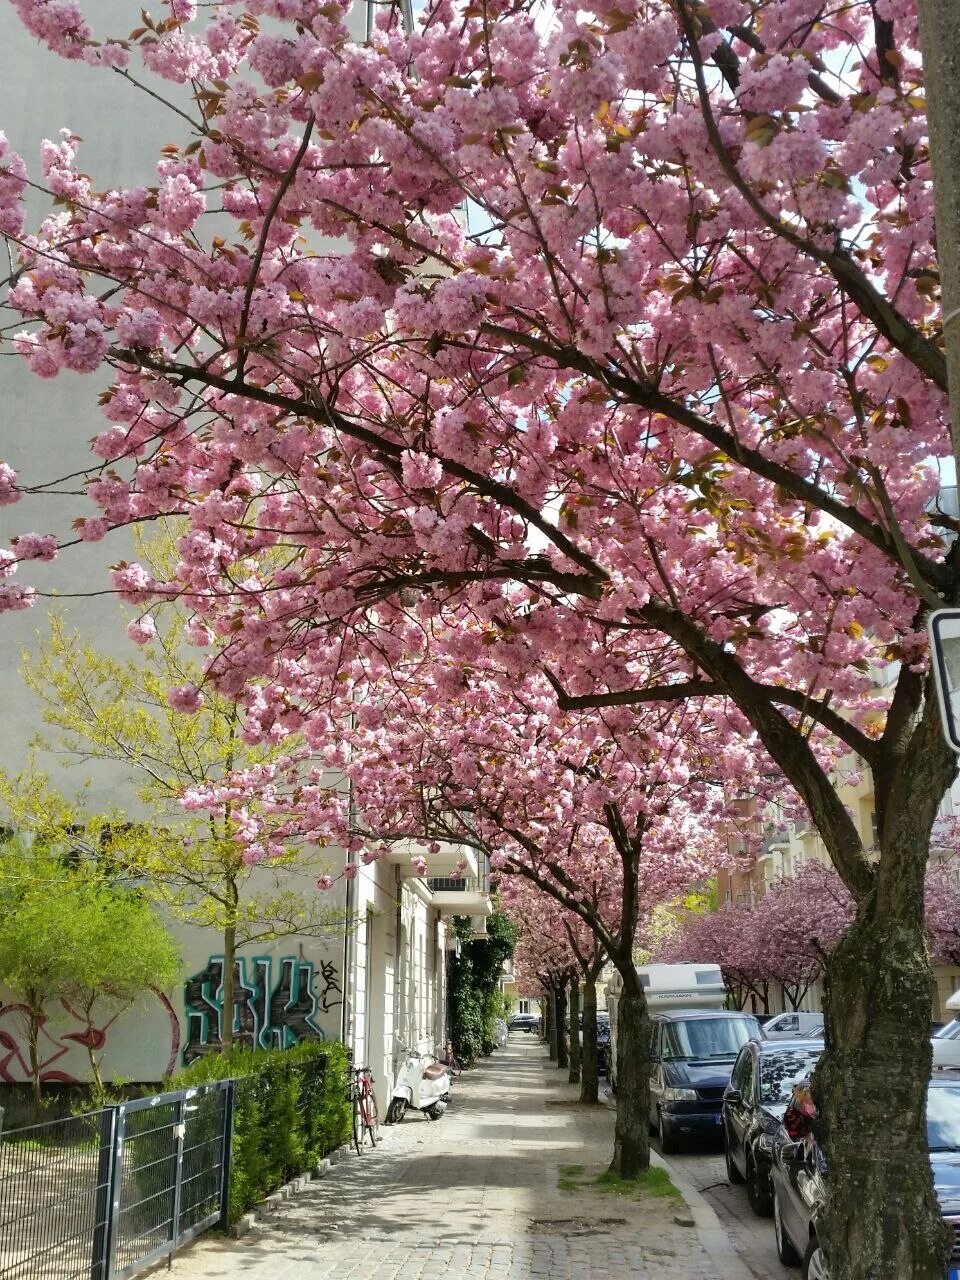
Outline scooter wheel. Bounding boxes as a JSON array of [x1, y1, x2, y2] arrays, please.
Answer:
[[426, 1104, 443, 1121], [386, 1098, 407, 1124]]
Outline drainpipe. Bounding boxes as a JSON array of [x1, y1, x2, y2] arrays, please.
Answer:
[[395, 865, 403, 1055], [341, 852, 355, 1050]]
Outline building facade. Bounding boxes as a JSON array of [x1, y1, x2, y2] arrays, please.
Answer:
[[0, 1, 493, 1117]]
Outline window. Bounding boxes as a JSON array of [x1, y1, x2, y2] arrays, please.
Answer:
[[660, 1017, 758, 1061], [730, 1049, 752, 1095], [759, 1048, 823, 1105], [927, 1085, 960, 1151], [772, 1014, 799, 1034]]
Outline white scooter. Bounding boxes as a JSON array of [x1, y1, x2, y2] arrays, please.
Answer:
[[386, 1044, 451, 1123]]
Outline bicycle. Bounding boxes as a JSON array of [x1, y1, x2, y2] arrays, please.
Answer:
[[349, 1065, 380, 1154], [439, 1041, 462, 1078]]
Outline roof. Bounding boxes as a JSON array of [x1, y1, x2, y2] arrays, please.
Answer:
[[652, 1009, 760, 1023], [753, 1037, 825, 1055], [930, 1074, 960, 1089]]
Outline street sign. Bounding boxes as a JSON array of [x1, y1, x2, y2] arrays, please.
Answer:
[[928, 609, 960, 753]]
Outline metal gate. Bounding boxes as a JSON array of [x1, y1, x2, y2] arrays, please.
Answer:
[[0, 1080, 234, 1280], [93, 1081, 234, 1280]]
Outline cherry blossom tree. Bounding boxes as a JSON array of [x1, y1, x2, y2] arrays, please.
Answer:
[[256, 651, 741, 1175], [924, 863, 960, 970], [506, 877, 607, 1095], [659, 862, 855, 1012], [1, 0, 959, 1271]]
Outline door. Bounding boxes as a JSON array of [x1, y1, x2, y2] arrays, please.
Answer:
[[726, 1048, 753, 1172], [648, 1023, 663, 1124]]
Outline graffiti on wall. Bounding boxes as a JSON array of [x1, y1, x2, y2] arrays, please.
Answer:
[[182, 954, 342, 1065], [0, 990, 181, 1084]]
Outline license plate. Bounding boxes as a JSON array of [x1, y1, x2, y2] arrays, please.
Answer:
[[947, 1268, 960, 1280], [715, 1114, 723, 1125]]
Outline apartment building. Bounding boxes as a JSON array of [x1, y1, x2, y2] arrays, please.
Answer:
[[0, 1, 492, 1112]]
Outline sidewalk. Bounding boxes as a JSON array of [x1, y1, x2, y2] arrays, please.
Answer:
[[168, 1038, 734, 1279]]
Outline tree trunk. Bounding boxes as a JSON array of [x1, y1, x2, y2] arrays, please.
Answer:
[[816, 906, 947, 1279], [26, 1002, 42, 1119], [610, 966, 650, 1179], [568, 979, 581, 1085], [580, 971, 599, 1104], [547, 989, 558, 1061], [221, 917, 237, 1055], [556, 981, 569, 1070], [814, 696, 956, 1280]]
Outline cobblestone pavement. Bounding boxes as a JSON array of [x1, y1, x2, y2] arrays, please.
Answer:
[[170, 1038, 741, 1279]]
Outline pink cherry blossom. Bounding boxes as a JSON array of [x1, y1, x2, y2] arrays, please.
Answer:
[[167, 684, 204, 714], [126, 615, 158, 645]]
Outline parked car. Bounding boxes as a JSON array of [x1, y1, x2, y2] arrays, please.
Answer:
[[771, 1076, 960, 1278], [934, 1019, 960, 1071], [761, 1012, 825, 1041], [649, 1009, 762, 1153], [596, 1012, 611, 1074], [508, 1013, 541, 1034], [722, 1037, 824, 1215]]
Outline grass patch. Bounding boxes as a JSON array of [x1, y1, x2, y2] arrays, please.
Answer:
[[557, 1163, 682, 1200], [593, 1168, 682, 1200]]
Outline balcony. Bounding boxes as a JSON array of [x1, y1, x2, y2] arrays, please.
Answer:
[[426, 875, 492, 918], [381, 840, 478, 880]]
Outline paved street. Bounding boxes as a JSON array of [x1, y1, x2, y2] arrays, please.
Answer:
[[169, 1037, 749, 1279], [654, 1142, 783, 1280]]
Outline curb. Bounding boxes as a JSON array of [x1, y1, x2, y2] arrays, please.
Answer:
[[598, 1086, 755, 1280], [227, 1143, 352, 1238], [648, 1148, 755, 1280]]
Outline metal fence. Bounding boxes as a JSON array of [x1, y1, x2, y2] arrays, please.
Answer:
[[0, 1081, 233, 1280]]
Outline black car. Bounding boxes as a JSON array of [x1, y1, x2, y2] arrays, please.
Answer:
[[508, 1013, 541, 1033], [771, 1077, 960, 1279], [596, 1013, 611, 1074], [722, 1037, 824, 1216], [649, 1009, 762, 1153]]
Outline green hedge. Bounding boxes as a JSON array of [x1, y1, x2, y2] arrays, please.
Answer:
[[176, 1040, 351, 1222]]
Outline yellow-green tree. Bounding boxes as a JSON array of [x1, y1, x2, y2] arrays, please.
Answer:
[[10, 587, 345, 1054], [0, 831, 179, 1113]]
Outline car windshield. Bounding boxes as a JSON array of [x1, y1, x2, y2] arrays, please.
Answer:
[[660, 1016, 759, 1060], [759, 1048, 823, 1105], [927, 1086, 960, 1150], [934, 1020, 960, 1040]]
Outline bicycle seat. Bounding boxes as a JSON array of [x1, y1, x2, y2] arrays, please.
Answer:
[[423, 1062, 447, 1080]]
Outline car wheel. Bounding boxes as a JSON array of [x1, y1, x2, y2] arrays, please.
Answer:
[[803, 1236, 829, 1280], [724, 1127, 744, 1185], [658, 1109, 679, 1155], [774, 1191, 801, 1266], [745, 1149, 773, 1217]]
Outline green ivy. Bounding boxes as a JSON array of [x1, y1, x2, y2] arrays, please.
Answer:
[[176, 1040, 351, 1222], [449, 910, 517, 1065]]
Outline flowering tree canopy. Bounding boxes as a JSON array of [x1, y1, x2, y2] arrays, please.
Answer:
[[2, 0, 959, 1272], [661, 860, 960, 1010], [658, 862, 854, 1011]]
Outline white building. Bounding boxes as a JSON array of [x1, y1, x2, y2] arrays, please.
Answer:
[[0, 2, 492, 1115]]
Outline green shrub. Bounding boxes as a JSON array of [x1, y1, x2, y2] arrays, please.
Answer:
[[450, 910, 517, 1065], [176, 1040, 351, 1222]]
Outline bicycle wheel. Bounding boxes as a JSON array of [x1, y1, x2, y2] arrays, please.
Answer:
[[363, 1088, 380, 1147], [352, 1090, 365, 1155]]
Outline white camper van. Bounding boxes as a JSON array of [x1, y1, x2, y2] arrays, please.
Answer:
[[605, 963, 726, 1089]]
